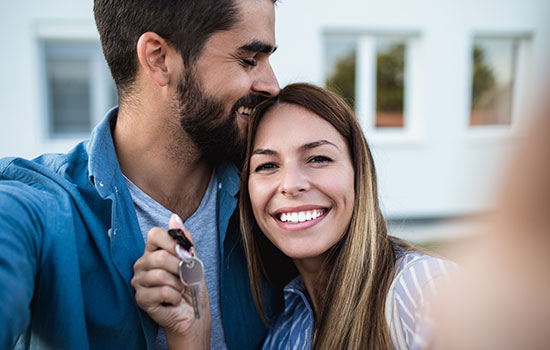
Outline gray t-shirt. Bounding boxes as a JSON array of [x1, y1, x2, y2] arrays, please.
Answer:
[[124, 173, 227, 350]]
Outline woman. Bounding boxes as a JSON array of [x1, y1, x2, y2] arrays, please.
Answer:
[[133, 83, 452, 349], [239, 83, 452, 350]]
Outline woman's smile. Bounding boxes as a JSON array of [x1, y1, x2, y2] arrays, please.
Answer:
[[272, 206, 331, 231]]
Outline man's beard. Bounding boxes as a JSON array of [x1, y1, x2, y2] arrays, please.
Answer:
[[175, 70, 264, 166], [176, 70, 242, 165]]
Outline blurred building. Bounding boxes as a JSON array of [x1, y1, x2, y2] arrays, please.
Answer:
[[1, 0, 548, 242]]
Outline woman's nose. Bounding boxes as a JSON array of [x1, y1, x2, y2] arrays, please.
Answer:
[[279, 165, 309, 196]]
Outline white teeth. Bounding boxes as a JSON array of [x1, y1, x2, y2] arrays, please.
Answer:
[[278, 209, 326, 223]]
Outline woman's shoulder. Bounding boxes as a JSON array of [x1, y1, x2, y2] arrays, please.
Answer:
[[395, 252, 456, 286], [387, 251, 458, 348], [392, 252, 457, 305]]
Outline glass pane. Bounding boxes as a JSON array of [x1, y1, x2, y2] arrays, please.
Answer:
[[470, 38, 518, 126], [375, 40, 405, 128], [325, 37, 357, 109], [47, 57, 91, 135]]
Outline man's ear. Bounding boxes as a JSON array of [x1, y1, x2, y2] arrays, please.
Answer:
[[136, 32, 180, 87]]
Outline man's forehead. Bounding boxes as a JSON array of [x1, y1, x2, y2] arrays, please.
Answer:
[[231, 0, 276, 42], [200, 0, 276, 55]]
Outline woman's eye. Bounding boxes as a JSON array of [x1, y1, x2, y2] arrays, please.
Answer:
[[308, 155, 333, 164], [254, 162, 277, 172]]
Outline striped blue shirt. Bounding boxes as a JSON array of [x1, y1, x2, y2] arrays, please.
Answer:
[[262, 252, 454, 350]]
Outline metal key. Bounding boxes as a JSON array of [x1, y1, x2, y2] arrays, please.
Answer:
[[178, 257, 204, 319]]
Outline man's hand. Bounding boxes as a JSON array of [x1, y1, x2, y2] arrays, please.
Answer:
[[131, 214, 211, 348]]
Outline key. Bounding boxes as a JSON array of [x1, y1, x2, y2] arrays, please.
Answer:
[[178, 257, 204, 319]]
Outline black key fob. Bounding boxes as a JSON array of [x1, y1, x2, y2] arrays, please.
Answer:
[[167, 228, 193, 251]]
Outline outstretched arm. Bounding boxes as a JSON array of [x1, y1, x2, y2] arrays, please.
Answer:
[[0, 183, 45, 349]]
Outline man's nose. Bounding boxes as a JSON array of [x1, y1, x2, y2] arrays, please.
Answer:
[[252, 61, 280, 97]]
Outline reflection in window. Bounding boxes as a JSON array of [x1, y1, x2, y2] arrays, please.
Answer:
[[325, 37, 357, 109], [376, 40, 405, 128], [325, 35, 407, 129], [470, 38, 519, 126]]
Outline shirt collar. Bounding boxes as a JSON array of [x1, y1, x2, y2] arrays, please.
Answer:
[[87, 107, 241, 200], [284, 275, 307, 294], [214, 161, 240, 197], [282, 275, 316, 318], [87, 106, 120, 199]]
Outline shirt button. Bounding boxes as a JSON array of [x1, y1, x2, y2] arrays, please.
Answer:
[[107, 228, 117, 238]]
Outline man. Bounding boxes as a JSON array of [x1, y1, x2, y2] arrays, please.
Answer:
[[0, 0, 279, 349]]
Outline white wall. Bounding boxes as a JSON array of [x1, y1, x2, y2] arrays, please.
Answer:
[[271, 0, 549, 219], [0, 0, 98, 159], [1, 0, 548, 225]]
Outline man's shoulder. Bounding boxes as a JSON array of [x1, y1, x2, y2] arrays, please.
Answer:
[[0, 141, 89, 186], [0, 142, 92, 216]]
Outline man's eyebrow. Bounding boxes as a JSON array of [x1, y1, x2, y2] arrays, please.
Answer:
[[300, 140, 339, 151], [251, 148, 277, 156], [238, 40, 277, 54]]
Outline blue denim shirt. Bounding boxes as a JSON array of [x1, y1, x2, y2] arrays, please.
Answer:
[[0, 108, 273, 350]]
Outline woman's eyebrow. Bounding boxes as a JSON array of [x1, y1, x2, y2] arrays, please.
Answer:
[[251, 148, 277, 156], [300, 140, 339, 151], [251, 140, 338, 156]]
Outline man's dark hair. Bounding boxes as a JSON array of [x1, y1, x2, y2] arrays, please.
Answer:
[[94, 0, 240, 99]]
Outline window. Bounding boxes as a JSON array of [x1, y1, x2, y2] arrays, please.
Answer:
[[469, 37, 520, 126], [42, 41, 117, 138], [325, 34, 412, 132], [375, 39, 405, 128], [325, 36, 357, 109]]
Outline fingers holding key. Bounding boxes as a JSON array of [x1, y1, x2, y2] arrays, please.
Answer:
[[132, 258, 183, 293], [132, 213, 210, 348], [134, 227, 182, 289]]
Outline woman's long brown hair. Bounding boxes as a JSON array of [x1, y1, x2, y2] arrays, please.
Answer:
[[240, 83, 400, 349]]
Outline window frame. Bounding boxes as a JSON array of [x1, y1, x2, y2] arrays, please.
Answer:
[[35, 21, 116, 141], [465, 32, 532, 140], [324, 30, 424, 145]]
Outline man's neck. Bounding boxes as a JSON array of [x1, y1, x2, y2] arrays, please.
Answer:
[[113, 103, 213, 221]]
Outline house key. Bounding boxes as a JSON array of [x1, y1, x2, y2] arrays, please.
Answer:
[[167, 228, 204, 319], [178, 257, 204, 319]]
